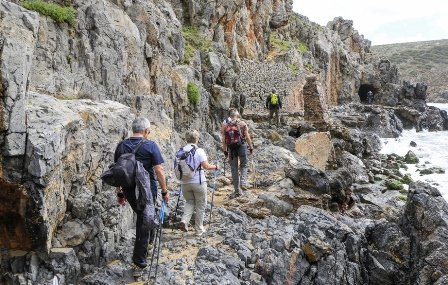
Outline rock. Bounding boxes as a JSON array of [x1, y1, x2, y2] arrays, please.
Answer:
[[404, 150, 419, 164], [419, 166, 445, 175], [294, 132, 333, 171], [409, 141, 417, 147], [49, 248, 81, 282], [401, 182, 448, 284], [259, 193, 294, 216]]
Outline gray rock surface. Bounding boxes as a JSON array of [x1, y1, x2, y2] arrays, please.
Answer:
[[1, 0, 448, 284]]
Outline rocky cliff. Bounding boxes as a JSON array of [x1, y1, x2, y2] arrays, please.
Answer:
[[1, 0, 447, 284]]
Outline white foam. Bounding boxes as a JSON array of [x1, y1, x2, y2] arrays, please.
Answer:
[[380, 103, 448, 201]]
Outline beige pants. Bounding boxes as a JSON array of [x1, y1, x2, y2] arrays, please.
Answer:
[[180, 182, 207, 233]]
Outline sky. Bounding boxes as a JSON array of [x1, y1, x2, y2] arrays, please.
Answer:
[[292, 0, 448, 45]]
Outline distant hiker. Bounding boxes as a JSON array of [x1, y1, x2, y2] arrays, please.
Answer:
[[222, 110, 254, 198], [266, 88, 283, 127], [367, 90, 374, 104], [113, 117, 170, 276], [175, 130, 219, 237], [222, 107, 237, 126]]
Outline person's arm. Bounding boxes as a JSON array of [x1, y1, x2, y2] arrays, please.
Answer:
[[221, 123, 227, 154], [266, 95, 270, 109], [279, 95, 283, 109], [243, 124, 254, 152], [200, 160, 218, 171], [154, 164, 170, 202]]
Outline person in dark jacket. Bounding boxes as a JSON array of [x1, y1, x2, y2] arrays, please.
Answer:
[[265, 88, 283, 127], [114, 117, 170, 277]]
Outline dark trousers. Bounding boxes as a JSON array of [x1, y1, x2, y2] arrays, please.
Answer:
[[124, 187, 157, 267], [229, 144, 248, 193], [269, 108, 280, 126]]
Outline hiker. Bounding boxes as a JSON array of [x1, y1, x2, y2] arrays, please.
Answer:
[[367, 90, 374, 104], [114, 117, 170, 275], [222, 110, 254, 198], [222, 107, 237, 126], [177, 130, 219, 237], [265, 88, 283, 127]]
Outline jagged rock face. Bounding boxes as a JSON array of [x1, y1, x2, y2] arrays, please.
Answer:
[[303, 76, 329, 124], [1, 0, 448, 284], [0, 1, 39, 160], [23, 92, 132, 252]]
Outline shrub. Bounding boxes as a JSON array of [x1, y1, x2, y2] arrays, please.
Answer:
[[385, 179, 404, 190], [270, 32, 290, 52], [288, 64, 300, 75], [182, 26, 212, 64], [295, 40, 308, 54], [22, 0, 77, 26], [401, 174, 413, 184], [187, 82, 200, 105]]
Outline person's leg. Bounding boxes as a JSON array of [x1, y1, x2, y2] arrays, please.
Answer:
[[132, 206, 152, 267], [229, 149, 241, 195], [180, 184, 195, 229], [238, 144, 249, 189], [275, 108, 280, 126], [269, 109, 274, 126], [193, 182, 208, 235]]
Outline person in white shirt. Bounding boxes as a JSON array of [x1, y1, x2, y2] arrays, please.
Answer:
[[179, 130, 219, 236]]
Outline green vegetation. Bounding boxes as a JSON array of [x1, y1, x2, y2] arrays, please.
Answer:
[[182, 26, 212, 64], [401, 174, 413, 185], [398, 194, 407, 202], [22, 0, 77, 26], [187, 82, 200, 105], [295, 40, 308, 54], [385, 179, 404, 191], [270, 32, 290, 52], [288, 64, 300, 75], [372, 39, 448, 103]]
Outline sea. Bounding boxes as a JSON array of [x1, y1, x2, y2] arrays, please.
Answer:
[[380, 103, 448, 201]]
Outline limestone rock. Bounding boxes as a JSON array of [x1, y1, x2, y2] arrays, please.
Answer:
[[295, 131, 333, 171]]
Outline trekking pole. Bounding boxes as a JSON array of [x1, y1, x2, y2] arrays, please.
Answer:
[[154, 200, 165, 281], [208, 161, 219, 228], [148, 199, 165, 284], [172, 188, 181, 232], [252, 154, 257, 190], [147, 200, 165, 282], [223, 155, 226, 176]]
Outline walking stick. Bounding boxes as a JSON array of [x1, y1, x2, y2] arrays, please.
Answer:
[[208, 161, 219, 228], [147, 200, 166, 282], [223, 155, 226, 176], [154, 200, 165, 281], [172, 188, 181, 232], [252, 154, 257, 190]]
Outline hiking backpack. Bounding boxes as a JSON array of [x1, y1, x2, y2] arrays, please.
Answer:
[[174, 145, 201, 181], [100, 139, 146, 189], [270, 93, 279, 105], [225, 122, 243, 149]]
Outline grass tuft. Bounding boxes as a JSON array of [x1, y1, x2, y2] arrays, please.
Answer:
[[22, 0, 77, 27]]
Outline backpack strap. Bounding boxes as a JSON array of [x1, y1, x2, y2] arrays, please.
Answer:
[[132, 139, 147, 154]]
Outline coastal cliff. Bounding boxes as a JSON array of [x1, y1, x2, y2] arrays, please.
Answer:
[[1, 0, 447, 284]]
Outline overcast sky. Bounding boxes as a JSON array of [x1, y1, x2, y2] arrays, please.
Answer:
[[293, 0, 448, 45]]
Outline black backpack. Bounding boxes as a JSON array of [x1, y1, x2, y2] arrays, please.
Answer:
[[101, 139, 146, 189]]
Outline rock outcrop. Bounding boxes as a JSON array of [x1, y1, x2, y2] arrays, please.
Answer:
[[1, 0, 448, 284]]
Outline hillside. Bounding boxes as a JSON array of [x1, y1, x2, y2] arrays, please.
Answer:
[[372, 39, 448, 102]]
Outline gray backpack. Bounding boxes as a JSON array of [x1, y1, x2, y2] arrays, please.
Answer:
[[101, 139, 146, 188]]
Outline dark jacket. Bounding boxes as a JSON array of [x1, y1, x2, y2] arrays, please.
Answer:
[[266, 93, 282, 109]]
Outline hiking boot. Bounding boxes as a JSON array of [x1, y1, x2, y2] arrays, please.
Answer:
[[196, 229, 206, 237], [179, 221, 189, 232], [132, 263, 147, 278]]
